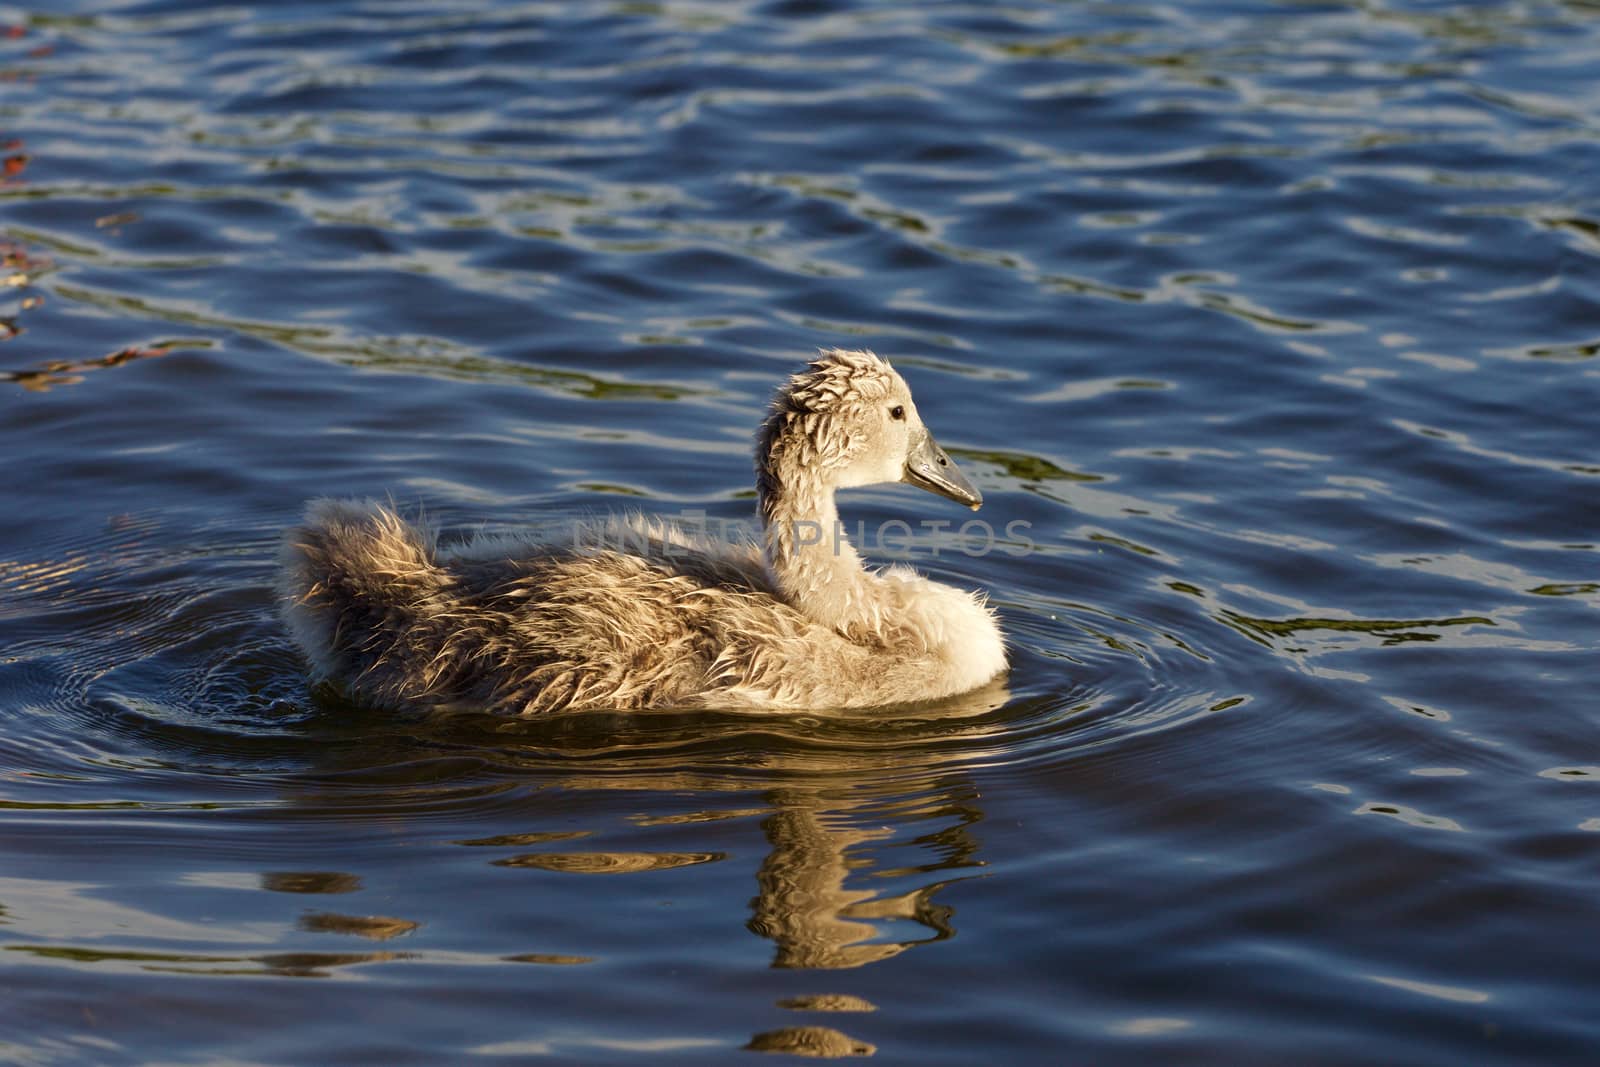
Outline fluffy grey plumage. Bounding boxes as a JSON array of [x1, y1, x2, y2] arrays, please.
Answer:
[[279, 349, 1006, 713]]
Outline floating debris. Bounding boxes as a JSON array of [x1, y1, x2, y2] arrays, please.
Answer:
[[1, 339, 212, 392]]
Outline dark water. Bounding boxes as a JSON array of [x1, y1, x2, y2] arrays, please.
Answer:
[[2, 0, 1597, 1062]]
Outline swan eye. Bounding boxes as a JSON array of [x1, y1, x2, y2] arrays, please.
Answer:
[[889, 405, 905, 421]]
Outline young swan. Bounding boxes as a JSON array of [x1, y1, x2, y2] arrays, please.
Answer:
[[279, 348, 1006, 713]]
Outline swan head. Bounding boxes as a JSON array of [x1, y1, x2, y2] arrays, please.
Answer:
[[759, 348, 982, 510]]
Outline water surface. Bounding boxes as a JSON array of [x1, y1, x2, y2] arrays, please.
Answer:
[[2, 1, 1598, 1063]]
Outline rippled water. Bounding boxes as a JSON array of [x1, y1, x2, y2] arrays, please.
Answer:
[[3, 0, 1598, 1062]]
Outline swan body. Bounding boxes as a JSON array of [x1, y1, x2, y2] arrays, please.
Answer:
[[279, 349, 1006, 713]]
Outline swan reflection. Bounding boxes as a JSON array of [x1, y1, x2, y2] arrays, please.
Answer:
[[280, 677, 1011, 978], [484, 677, 1006, 970]]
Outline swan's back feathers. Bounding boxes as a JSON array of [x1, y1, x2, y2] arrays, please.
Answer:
[[280, 502, 725, 711], [279, 498, 1003, 714], [278, 498, 453, 692]]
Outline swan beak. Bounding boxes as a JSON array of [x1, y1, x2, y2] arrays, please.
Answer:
[[904, 431, 983, 510]]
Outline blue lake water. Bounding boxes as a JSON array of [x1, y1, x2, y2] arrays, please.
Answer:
[[2, 0, 1597, 1062]]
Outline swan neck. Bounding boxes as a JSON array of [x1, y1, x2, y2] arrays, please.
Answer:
[[759, 476, 874, 633]]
